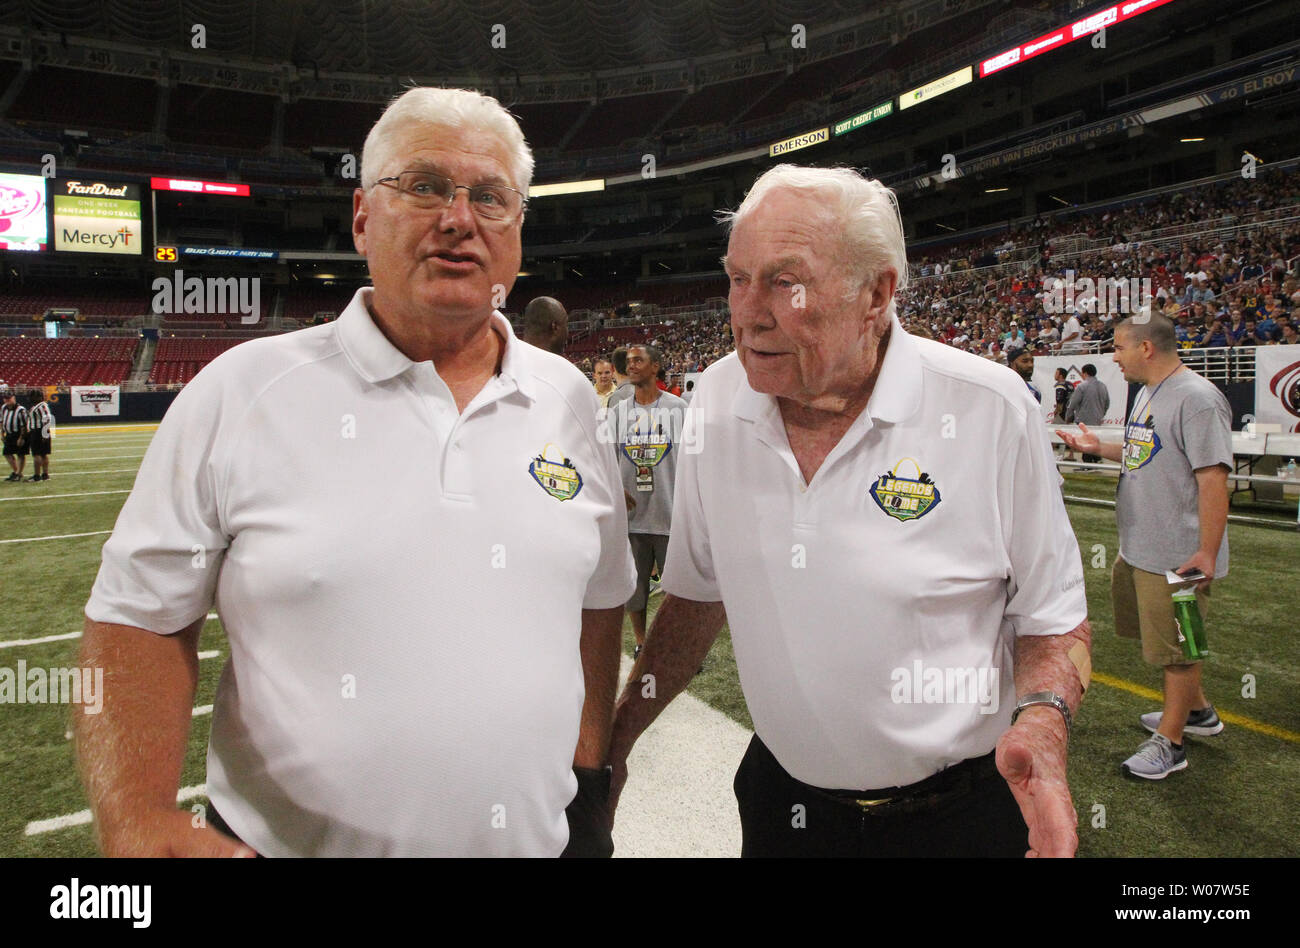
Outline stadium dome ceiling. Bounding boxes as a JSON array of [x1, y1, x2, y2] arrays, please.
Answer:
[[3, 0, 903, 75]]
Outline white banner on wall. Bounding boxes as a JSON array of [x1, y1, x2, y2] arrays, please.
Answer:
[[1030, 355, 1129, 427], [1255, 345, 1300, 433], [70, 385, 121, 417]]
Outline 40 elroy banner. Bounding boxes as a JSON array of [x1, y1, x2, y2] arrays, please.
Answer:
[[1256, 344, 1300, 433]]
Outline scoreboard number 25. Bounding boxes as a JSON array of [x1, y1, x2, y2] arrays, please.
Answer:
[[155, 246, 178, 262]]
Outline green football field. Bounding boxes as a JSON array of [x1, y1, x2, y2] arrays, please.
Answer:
[[2, 425, 1297, 857]]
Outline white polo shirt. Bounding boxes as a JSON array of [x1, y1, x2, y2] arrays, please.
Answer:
[[86, 287, 635, 857], [662, 318, 1086, 790]]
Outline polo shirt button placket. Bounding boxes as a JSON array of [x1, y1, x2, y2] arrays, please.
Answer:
[[793, 475, 816, 528]]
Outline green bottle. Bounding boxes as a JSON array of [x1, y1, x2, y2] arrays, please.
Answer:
[[1172, 589, 1209, 660]]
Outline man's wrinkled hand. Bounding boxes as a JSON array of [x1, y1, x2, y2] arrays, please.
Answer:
[[996, 708, 1077, 858]]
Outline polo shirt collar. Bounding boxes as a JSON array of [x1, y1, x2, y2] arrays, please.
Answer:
[[866, 313, 922, 424], [338, 287, 534, 400], [730, 311, 922, 427]]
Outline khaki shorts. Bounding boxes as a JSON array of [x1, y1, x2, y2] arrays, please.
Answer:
[[1111, 555, 1211, 667]]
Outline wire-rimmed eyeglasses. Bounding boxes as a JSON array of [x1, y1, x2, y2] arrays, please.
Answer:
[[373, 170, 527, 221]]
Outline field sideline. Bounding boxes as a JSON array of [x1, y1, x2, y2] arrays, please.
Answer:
[[1, 424, 1296, 857]]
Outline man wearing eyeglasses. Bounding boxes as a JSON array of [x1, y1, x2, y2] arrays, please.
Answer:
[[78, 87, 634, 858]]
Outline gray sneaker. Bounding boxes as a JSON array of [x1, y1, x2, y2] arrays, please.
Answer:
[[1139, 705, 1224, 737], [1122, 733, 1187, 780]]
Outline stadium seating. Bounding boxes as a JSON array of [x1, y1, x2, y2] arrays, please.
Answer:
[[168, 85, 277, 151], [0, 288, 146, 322], [149, 338, 252, 385], [281, 285, 363, 319], [0, 337, 138, 385], [7, 66, 156, 135]]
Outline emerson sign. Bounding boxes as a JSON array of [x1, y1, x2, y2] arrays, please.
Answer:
[[769, 127, 829, 157], [53, 179, 142, 255]]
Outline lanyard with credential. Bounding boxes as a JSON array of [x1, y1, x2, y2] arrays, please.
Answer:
[[1123, 367, 1180, 476]]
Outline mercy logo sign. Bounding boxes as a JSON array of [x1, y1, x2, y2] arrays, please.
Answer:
[[59, 224, 136, 251], [53, 179, 141, 255]]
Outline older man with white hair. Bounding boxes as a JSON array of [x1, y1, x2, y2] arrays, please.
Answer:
[[78, 87, 634, 858], [608, 164, 1092, 857]]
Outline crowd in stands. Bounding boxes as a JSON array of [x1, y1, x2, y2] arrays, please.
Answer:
[[567, 170, 1300, 383], [571, 311, 735, 381], [897, 171, 1300, 360], [3, 172, 1297, 389]]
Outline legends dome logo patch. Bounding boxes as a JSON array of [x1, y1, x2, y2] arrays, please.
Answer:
[[529, 444, 583, 502], [870, 458, 941, 522]]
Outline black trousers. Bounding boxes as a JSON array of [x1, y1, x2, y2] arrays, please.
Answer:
[[207, 804, 265, 857], [734, 735, 1029, 858]]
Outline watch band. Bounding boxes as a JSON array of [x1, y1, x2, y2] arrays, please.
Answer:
[[1011, 690, 1072, 739]]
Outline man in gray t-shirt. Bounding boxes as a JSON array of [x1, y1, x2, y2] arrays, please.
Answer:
[[610, 344, 688, 655], [1058, 314, 1231, 781]]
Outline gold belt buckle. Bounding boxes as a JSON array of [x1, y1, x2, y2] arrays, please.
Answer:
[[852, 797, 894, 810]]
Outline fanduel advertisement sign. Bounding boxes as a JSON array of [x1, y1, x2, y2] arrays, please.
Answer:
[[53, 179, 142, 255]]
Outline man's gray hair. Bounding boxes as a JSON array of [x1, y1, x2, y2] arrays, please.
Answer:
[[718, 164, 909, 299], [361, 87, 534, 195]]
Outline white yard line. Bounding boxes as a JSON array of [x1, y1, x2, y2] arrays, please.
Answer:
[[0, 490, 130, 503], [50, 439, 152, 448], [13, 469, 138, 477], [25, 784, 207, 836], [0, 630, 83, 648], [611, 656, 751, 858], [2, 613, 218, 650], [0, 529, 113, 543], [50, 453, 146, 461]]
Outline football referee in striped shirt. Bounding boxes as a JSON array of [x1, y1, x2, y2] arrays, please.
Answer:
[[1, 387, 30, 482], [26, 389, 53, 481]]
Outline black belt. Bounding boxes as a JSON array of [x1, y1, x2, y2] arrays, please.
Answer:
[[813, 750, 1000, 816]]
